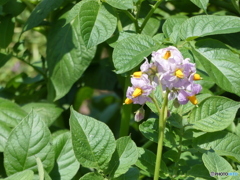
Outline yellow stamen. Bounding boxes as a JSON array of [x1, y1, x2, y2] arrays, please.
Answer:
[[124, 98, 133, 104], [188, 95, 198, 105], [193, 73, 202, 80], [132, 88, 143, 98], [132, 71, 142, 78], [175, 69, 184, 79], [163, 51, 171, 60]]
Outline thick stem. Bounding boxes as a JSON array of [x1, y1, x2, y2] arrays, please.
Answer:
[[139, 0, 163, 33], [119, 77, 132, 137], [154, 91, 168, 180]]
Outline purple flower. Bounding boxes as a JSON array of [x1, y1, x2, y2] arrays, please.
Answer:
[[125, 74, 156, 105], [177, 83, 202, 105], [152, 46, 184, 73], [160, 58, 196, 90]]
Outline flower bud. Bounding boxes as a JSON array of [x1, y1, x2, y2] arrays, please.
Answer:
[[134, 107, 145, 122]]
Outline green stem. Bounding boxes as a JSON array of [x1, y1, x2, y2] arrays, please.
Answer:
[[116, 11, 123, 32], [142, 140, 153, 149], [123, 10, 140, 33], [13, 55, 47, 79], [139, 0, 163, 33], [119, 77, 132, 137], [154, 91, 169, 180]]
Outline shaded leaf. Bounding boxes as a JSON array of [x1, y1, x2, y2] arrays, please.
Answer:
[[136, 148, 168, 178], [190, 0, 209, 12], [47, 14, 96, 100], [113, 167, 139, 180], [23, 0, 65, 31], [194, 131, 240, 162], [0, 15, 14, 48]]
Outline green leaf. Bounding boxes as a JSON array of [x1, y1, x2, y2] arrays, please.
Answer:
[[162, 16, 187, 44], [22, 103, 63, 126], [0, 98, 27, 152], [140, 17, 161, 37], [190, 0, 209, 12], [139, 118, 158, 143], [139, 118, 179, 148], [113, 167, 139, 180], [189, 96, 240, 132], [113, 34, 160, 74], [231, 0, 240, 14], [69, 107, 116, 169], [180, 15, 240, 40], [2, 0, 26, 17], [106, 136, 138, 178], [0, 0, 9, 5], [23, 0, 65, 31], [0, 53, 11, 68], [105, 0, 134, 10], [107, 31, 136, 48], [50, 132, 80, 180], [202, 150, 234, 179], [187, 164, 214, 179], [0, 15, 14, 48], [193, 131, 240, 163], [79, 172, 104, 180], [4, 111, 55, 175], [191, 39, 240, 96], [79, 0, 117, 48], [0, 123, 11, 152], [172, 93, 212, 115], [136, 148, 168, 178], [4, 170, 34, 180], [47, 14, 96, 101]]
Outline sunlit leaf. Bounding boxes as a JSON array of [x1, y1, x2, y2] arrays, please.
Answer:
[[113, 34, 160, 73], [191, 39, 240, 96], [70, 107, 116, 169], [79, 0, 117, 48], [4, 111, 55, 175], [180, 15, 240, 40]]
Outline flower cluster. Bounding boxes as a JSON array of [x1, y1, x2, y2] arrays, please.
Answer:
[[124, 46, 202, 121]]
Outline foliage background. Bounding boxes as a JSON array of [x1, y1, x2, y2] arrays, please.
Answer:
[[0, 0, 240, 179]]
